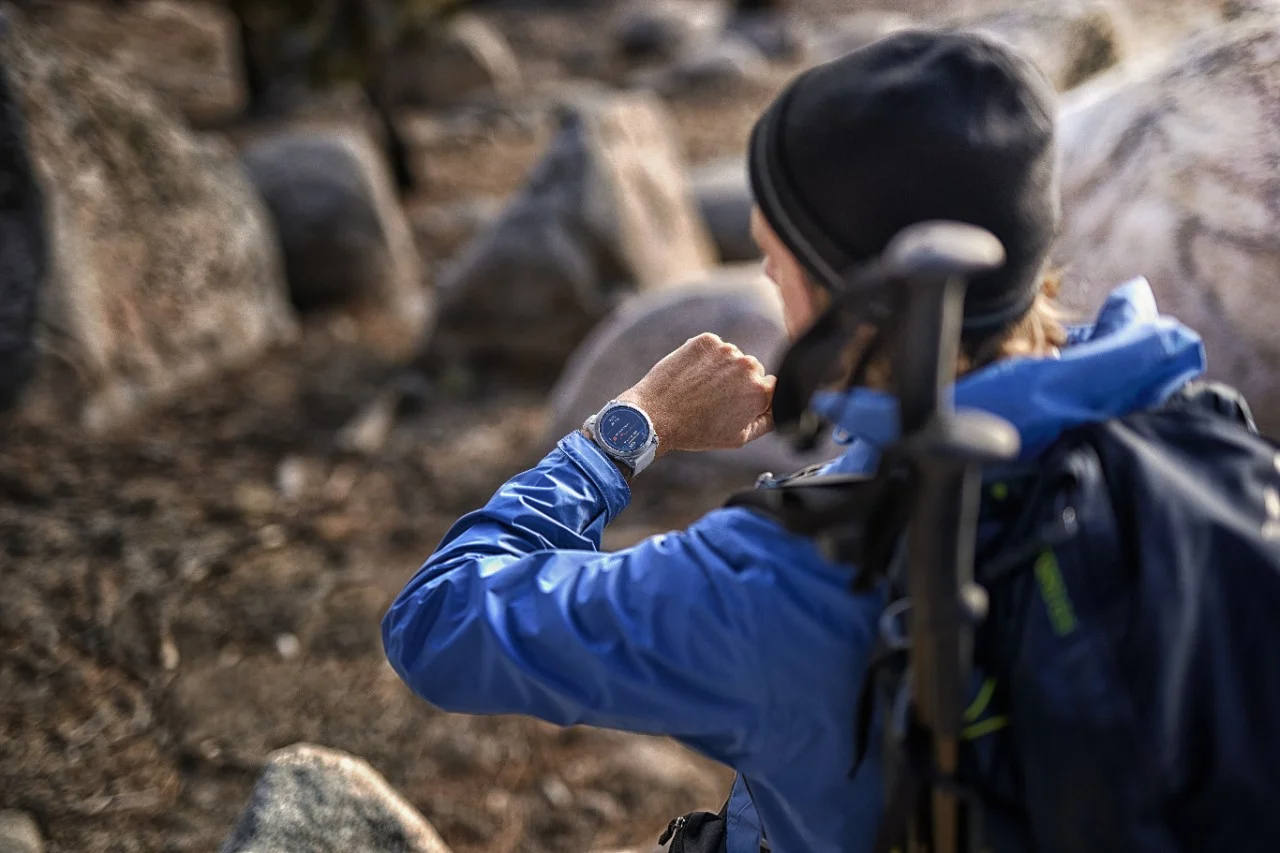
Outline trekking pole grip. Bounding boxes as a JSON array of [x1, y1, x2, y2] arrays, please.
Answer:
[[880, 222, 1019, 853]]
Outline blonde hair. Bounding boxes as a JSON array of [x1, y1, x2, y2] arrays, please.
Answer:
[[829, 270, 1070, 391], [958, 270, 1070, 374]]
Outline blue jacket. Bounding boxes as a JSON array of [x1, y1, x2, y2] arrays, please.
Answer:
[[382, 279, 1206, 853]]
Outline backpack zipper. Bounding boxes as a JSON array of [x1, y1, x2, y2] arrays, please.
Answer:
[[658, 815, 686, 847]]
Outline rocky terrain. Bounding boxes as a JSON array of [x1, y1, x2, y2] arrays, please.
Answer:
[[3, 1, 1279, 852]]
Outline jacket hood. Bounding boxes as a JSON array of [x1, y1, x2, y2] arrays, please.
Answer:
[[810, 278, 1207, 473]]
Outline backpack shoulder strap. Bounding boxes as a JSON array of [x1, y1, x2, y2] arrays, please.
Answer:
[[1161, 379, 1258, 432], [724, 472, 884, 536]]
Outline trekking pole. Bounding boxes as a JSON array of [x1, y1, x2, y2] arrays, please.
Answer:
[[878, 222, 1020, 853]]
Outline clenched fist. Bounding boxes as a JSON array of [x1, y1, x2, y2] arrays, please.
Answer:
[[616, 333, 776, 459]]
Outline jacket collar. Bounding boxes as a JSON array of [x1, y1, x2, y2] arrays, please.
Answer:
[[809, 278, 1207, 463]]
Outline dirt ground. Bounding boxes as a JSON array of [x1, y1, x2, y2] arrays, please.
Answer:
[[0, 6, 784, 851], [0, 306, 753, 853], [0, 1, 1230, 851]]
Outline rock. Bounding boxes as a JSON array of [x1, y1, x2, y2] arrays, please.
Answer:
[[0, 60, 46, 413], [690, 156, 758, 263], [427, 91, 716, 380], [0, 811, 42, 853], [1052, 17, 1280, 432], [1224, 0, 1280, 21], [219, 744, 453, 853], [410, 197, 504, 263], [241, 129, 430, 360], [20, 0, 245, 126], [805, 12, 914, 63], [388, 14, 522, 109], [1, 8, 295, 431], [612, 0, 726, 65], [725, 7, 807, 61], [545, 266, 840, 478], [957, 0, 1124, 92], [630, 34, 771, 99]]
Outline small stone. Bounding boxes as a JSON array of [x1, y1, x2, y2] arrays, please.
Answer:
[[482, 789, 511, 815], [178, 553, 210, 583], [257, 524, 288, 550], [160, 635, 181, 671], [275, 634, 301, 661], [275, 457, 310, 502], [539, 775, 574, 810], [0, 810, 43, 853], [577, 789, 625, 823], [233, 484, 277, 518]]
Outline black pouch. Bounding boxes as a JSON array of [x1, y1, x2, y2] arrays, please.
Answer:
[[658, 805, 728, 853]]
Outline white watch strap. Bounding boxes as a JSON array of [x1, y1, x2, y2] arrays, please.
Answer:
[[631, 440, 657, 475], [582, 403, 659, 477]]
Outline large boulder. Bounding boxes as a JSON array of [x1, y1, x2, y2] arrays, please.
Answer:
[[958, 0, 1124, 92], [0, 8, 294, 431], [1052, 16, 1280, 431], [545, 266, 840, 480], [387, 13, 522, 109], [611, 0, 727, 65], [690, 155, 758, 263], [220, 744, 453, 853], [426, 91, 717, 380], [19, 0, 246, 125], [241, 129, 430, 360]]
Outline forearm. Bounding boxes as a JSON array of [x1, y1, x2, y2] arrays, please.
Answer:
[[382, 432, 632, 710], [429, 431, 632, 565]]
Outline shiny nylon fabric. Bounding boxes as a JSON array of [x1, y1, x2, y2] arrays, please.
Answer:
[[382, 279, 1206, 853]]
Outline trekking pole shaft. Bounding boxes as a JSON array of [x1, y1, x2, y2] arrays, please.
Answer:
[[896, 274, 982, 853], [875, 221, 1015, 853]]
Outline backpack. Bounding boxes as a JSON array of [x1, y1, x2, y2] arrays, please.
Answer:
[[721, 380, 1280, 853]]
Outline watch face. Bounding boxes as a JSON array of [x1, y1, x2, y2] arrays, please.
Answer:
[[598, 406, 650, 455]]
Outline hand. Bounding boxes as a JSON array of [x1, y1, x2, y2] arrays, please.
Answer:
[[617, 333, 776, 459]]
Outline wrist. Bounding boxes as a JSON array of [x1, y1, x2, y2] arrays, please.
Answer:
[[579, 427, 634, 484]]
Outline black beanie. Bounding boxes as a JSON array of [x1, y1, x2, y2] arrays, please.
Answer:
[[748, 29, 1060, 334]]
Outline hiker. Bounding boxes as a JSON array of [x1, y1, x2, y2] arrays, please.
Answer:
[[382, 31, 1216, 853]]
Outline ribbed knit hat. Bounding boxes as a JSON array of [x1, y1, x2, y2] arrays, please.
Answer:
[[748, 29, 1060, 333]]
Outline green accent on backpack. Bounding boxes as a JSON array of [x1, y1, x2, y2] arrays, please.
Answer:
[[1034, 549, 1077, 636]]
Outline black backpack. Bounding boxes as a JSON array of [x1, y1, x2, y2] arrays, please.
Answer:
[[717, 381, 1280, 853]]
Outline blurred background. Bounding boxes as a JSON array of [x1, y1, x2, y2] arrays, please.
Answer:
[[2, 1, 1278, 851]]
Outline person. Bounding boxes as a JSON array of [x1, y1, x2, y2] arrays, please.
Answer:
[[382, 30, 1208, 853]]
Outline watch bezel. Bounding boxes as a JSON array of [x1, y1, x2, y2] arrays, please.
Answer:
[[584, 400, 660, 476], [591, 401, 656, 460]]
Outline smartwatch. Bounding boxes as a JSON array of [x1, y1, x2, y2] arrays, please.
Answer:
[[583, 400, 660, 476]]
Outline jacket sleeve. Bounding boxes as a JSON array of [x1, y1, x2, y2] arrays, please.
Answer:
[[381, 431, 804, 767]]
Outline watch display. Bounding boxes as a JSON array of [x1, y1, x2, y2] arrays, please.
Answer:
[[598, 405, 651, 455]]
